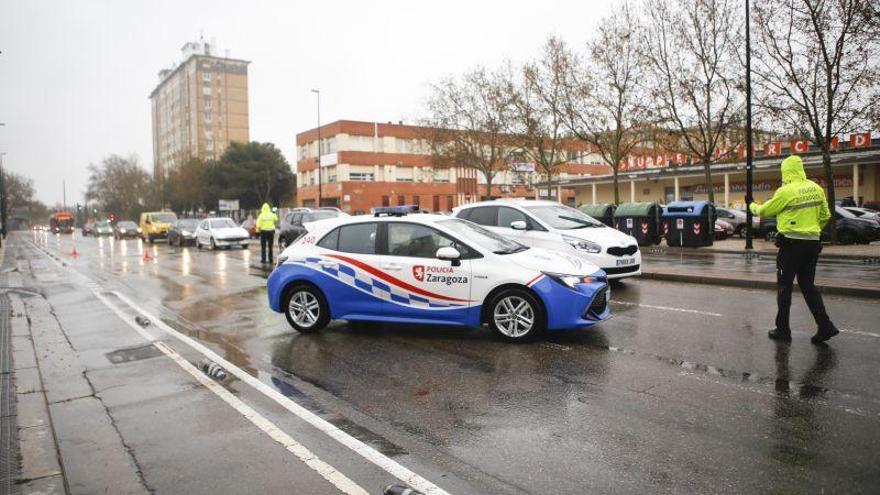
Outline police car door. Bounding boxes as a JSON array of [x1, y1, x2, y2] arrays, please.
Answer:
[[379, 222, 472, 324]]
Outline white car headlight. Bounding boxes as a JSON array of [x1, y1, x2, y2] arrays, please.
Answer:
[[119, 229, 127, 233], [181, 230, 192, 236], [563, 235, 602, 254]]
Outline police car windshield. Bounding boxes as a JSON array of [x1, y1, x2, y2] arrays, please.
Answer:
[[438, 219, 527, 254], [524, 205, 602, 230]]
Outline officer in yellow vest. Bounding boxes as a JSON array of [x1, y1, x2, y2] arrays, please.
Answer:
[[256, 203, 278, 264], [750, 155, 838, 344]]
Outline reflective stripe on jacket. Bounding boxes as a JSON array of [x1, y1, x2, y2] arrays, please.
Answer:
[[750, 155, 830, 240], [256, 203, 278, 232]]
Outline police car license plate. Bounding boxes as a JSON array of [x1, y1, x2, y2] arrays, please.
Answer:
[[616, 257, 635, 267]]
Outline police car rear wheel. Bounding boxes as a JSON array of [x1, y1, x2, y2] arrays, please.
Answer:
[[489, 289, 544, 341], [284, 284, 329, 333]]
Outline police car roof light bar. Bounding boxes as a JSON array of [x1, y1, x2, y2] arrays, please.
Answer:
[[372, 205, 419, 217]]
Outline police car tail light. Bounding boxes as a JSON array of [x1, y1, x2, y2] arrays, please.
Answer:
[[563, 235, 601, 254]]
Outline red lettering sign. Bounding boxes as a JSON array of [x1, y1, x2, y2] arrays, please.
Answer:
[[790, 139, 810, 153], [764, 142, 782, 156], [850, 132, 871, 148]]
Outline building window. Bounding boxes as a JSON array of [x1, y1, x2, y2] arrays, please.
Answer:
[[446, 195, 454, 209], [202, 73, 211, 82], [328, 175, 337, 183], [349, 172, 375, 181], [203, 97, 211, 110], [202, 86, 211, 96], [433, 195, 440, 211], [381, 196, 390, 207], [397, 195, 405, 206], [204, 112, 211, 123], [413, 195, 420, 208]]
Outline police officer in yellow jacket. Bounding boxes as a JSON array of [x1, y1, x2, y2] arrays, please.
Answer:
[[256, 203, 278, 264], [750, 155, 839, 344]]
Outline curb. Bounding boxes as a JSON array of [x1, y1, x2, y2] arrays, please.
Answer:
[[640, 271, 880, 298], [651, 246, 880, 262]]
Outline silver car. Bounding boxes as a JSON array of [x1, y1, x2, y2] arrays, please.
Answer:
[[715, 208, 759, 238]]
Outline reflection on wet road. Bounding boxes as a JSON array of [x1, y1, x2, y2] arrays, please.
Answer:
[[27, 231, 880, 494]]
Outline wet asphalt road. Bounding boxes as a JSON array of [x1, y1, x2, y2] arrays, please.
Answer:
[[20, 232, 880, 494]]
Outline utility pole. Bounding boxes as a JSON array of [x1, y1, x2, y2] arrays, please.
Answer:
[[311, 89, 323, 207], [744, 0, 755, 250]]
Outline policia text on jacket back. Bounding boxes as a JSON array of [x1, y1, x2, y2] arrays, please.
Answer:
[[750, 155, 839, 344]]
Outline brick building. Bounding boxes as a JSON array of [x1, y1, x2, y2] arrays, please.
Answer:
[[295, 120, 609, 214], [150, 37, 250, 179]]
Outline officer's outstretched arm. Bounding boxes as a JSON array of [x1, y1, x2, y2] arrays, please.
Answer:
[[751, 188, 788, 218]]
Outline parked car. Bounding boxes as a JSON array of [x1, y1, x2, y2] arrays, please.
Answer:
[[824, 206, 880, 244], [81, 222, 95, 236], [194, 217, 250, 250], [93, 220, 113, 236], [113, 220, 141, 239], [843, 207, 880, 222], [714, 219, 734, 240], [240, 217, 258, 238], [278, 208, 349, 248], [862, 200, 880, 212], [167, 219, 200, 246], [139, 211, 178, 242], [453, 199, 641, 279], [268, 207, 610, 341], [715, 207, 759, 238], [759, 215, 778, 240]]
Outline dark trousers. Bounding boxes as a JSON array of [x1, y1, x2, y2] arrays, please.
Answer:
[[775, 238, 832, 331], [260, 230, 275, 262]]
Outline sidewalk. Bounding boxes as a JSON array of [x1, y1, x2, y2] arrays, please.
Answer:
[[652, 238, 880, 261]]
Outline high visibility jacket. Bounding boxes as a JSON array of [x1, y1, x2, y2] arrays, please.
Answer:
[[750, 155, 830, 240], [256, 203, 278, 232]]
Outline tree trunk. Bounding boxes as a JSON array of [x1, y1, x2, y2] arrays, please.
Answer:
[[822, 149, 836, 244], [612, 167, 620, 205], [546, 172, 554, 201], [485, 176, 493, 201], [703, 157, 715, 203]]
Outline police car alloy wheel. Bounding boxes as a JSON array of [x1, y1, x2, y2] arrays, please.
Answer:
[[488, 288, 544, 341], [283, 284, 329, 333]]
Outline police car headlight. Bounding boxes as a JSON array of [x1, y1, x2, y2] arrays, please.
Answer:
[[543, 272, 591, 289], [563, 235, 602, 254]]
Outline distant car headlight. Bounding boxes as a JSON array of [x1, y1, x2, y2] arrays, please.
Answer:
[[543, 272, 592, 289], [119, 229, 127, 233], [563, 235, 602, 254], [137, 228, 142, 233], [181, 230, 192, 236]]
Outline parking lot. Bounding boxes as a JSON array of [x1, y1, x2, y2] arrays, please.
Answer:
[[5, 231, 879, 494]]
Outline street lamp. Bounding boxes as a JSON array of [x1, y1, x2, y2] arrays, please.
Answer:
[[311, 89, 323, 207], [744, 0, 755, 250]]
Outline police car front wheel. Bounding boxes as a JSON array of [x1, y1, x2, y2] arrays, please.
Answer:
[[283, 284, 329, 333], [488, 289, 544, 341]]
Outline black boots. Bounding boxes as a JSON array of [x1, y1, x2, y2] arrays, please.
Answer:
[[811, 323, 840, 345], [768, 328, 792, 341]]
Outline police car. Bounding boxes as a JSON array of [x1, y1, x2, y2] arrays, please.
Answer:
[[267, 206, 611, 341]]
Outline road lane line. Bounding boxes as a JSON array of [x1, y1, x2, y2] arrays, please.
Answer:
[[91, 290, 369, 495], [28, 239, 451, 494], [611, 300, 723, 317], [110, 290, 452, 495]]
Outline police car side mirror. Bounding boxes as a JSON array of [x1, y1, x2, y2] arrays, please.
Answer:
[[510, 220, 527, 230], [436, 246, 461, 266]]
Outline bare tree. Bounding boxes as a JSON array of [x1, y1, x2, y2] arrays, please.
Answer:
[[753, 0, 879, 243], [424, 68, 514, 200], [641, 0, 744, 203], [561, 2, 649, 205], [508, 38, 572, 200]]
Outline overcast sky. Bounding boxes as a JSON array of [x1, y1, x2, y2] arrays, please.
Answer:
[[0, 0, 615, 205]]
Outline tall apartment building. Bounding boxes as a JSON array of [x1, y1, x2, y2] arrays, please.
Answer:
[[150, 37, 250, 178], [295, 120, 610, 214]]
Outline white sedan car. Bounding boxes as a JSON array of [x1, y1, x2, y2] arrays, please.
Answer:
[[195, 217, 250, 250], [267, 206, 611, 341], [453, 200, 641, 279]]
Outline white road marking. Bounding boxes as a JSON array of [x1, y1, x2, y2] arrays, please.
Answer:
[[612, 300, 723, 317], [91, 290, 369, 495], [841, 328, 880, 339], [29, 239, 451, 495]]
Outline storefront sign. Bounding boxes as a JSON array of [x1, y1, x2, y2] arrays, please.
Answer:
[[691, 175, 853, 194], [850, 132, 872, 148]]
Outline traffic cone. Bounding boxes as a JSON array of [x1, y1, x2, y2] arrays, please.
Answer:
[[143, 250, 154, 261], [70, 247, 79, 257]]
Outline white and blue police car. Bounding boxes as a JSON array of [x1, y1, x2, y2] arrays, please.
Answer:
[[267, 206, 611, 341]]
